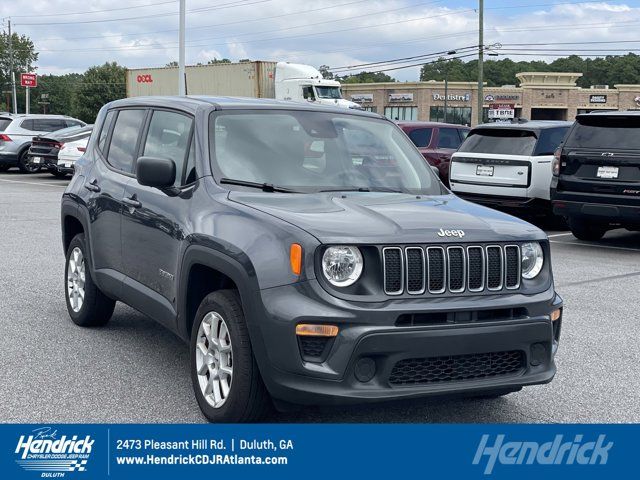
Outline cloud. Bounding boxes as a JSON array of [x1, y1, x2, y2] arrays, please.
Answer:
[[1, 0, 639, 81]]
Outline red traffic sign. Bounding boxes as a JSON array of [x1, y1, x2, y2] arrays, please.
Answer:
[[20, 73, 37, 88]]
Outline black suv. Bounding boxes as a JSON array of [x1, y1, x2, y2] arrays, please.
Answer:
[[61, 96, 563, 422], [552, 112, 640, 240]]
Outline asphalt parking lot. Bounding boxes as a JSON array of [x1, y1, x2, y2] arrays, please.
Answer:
[[1, 170, 639, 423]]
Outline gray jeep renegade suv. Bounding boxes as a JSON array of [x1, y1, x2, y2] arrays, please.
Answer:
[[61, 96, 563, 422]]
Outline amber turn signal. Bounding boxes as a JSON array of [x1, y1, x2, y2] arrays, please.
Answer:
[[290, 243, 302, 275], [550, 309, 561, 322], [295, 324, 339, 337]]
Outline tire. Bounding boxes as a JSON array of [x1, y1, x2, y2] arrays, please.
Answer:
[[568, 217, 607, 241], [65, 233, 115, 327], [18, 150, 41, 173], [190, 290, 271, 422]]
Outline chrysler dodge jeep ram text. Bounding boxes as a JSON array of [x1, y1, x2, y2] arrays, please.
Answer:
[[61, 96, 563, 422], [552, 111, 640, 240]]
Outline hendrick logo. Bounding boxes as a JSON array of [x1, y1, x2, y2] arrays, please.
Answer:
[[473, 434, 613, 475], [14, 427, 94, 475], [437, 228, 465, 238]]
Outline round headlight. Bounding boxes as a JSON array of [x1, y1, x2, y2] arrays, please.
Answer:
[[322, 246, 363, 287], [521, 242, 544, 279]]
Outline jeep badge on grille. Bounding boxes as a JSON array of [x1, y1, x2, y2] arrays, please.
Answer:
[[437, 228, 465, 238]]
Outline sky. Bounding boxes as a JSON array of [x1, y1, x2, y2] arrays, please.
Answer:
[[2, 0, 640, 81]]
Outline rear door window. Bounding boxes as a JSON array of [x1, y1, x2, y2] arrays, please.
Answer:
[[20, 119, 35, 131], [533, 127, 569, 156], [106, 109, 146, 173], [565, 115, 640, 150], [437, 127, 463, 149], [33, 119, 68, 132], [458, 129, 537, 156], [407, 128, 433, 148]]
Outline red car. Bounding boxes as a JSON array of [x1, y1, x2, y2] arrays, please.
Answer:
[[398, 122, 470, 185]]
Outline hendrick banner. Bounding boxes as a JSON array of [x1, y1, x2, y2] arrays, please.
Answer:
[[0, 423, 633, 479]]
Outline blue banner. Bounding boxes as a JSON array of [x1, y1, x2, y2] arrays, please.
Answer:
[[0, 423, 633, 479]]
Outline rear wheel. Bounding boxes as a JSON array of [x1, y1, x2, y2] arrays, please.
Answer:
[[17, 150, 40, 173], [190, 290, 271, 422], [568, 217, 607, 241], [65, 233, 115, 326]]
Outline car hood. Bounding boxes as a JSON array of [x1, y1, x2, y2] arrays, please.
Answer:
[[228, 191, 545, 244]]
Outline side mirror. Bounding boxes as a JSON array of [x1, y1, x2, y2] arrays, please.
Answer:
[[430, 165, 440, 177], [136, 156, 176, 189]]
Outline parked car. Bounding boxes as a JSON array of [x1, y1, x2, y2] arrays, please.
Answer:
[[28, 125, 93, 177], [0, 114, 86, 173], [61, 96, 562, 422], [397, 121, 470, 185], [449, 121, 572, 216], [552, 111, 640, 240]]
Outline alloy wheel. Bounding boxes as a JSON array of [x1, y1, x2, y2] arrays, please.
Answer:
[[67, 247, 86, 312], [195, 311, 233, 408]]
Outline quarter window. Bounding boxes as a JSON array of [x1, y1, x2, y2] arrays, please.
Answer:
[[98, 110, 116, 154], [106, 109, 146, 173], [142, 110, 193, 186]]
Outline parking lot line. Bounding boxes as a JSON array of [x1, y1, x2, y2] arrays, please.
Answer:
[[549, 239, 640, 253], [0, 178, 67, 188]]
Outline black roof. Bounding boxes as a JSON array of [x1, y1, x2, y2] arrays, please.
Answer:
[[472, 120, 573, 132], [108, 95, 381, 118]]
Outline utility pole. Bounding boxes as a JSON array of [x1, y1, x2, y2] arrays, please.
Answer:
[[178, 0, 186, 95], [477, 0, 484, 125], [8, 19, 17, 114], [443, 50, 457, 123]]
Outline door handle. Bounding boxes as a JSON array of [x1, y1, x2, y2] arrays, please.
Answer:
[[84, 179, 100, 192], [123, 194, 142, 209]]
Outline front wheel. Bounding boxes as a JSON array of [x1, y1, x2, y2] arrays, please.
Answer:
[[568, 217, 607, 241], [65, 233, 115, 326], [190, 290, 271, 422]]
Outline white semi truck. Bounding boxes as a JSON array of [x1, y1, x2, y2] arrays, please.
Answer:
[[126, 61, 360, 109]]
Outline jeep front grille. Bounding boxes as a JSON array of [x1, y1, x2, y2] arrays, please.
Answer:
[[383, 244, 521, 296]]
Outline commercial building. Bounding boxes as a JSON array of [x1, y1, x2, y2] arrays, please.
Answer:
[[341, 72, 640, 127]]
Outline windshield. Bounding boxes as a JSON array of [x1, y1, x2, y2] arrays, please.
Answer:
[[458, 128, 537, 156], [565, 116, 640, 149], [209, 110, 441, 195], [315, 86, 342, 100]]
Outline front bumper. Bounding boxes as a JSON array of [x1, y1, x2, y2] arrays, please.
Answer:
[[455, 192, 551, 215], [249, 280, 562, 405]]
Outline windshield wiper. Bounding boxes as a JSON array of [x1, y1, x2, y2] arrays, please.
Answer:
[[318, 186, 404, 193], [219, 178, 300, 193]]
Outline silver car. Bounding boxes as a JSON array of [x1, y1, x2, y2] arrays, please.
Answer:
[[0, 114, 85, 173]]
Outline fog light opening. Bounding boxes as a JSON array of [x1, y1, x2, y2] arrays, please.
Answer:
[[354, 357, 376, 383]]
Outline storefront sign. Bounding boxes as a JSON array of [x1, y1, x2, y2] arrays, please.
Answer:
[[351, 93, 373, 103], [488, 103, 515, 120], [432, 92, 471, 102], [589, 94, 608, 104], [388, 93, 413, 102], [485, 93, 520, 102]]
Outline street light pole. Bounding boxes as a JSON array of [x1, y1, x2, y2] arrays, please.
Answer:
[[477, 0, 484, 125], [443, 51, 456, 123], [178, 0, 186, 96], [7, 19, 17, 114]]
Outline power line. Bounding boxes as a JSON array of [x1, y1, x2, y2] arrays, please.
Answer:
[[14, 0, 273, 26], [8, 0, 177, 18]]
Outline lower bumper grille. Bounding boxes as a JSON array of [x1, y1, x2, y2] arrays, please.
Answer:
[[388, 350, 525, 386]]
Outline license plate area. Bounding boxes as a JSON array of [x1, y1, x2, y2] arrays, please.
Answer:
[[597, 166, 619, 179], [476, 165, 494, 176], [32, 156, 41, 164]]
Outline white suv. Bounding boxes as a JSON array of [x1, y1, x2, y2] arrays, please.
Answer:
[[0, 114, 85, 173], [450, 121, 571, 215]]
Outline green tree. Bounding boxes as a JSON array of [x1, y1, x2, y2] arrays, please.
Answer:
[[207, 58, 231, 64], [318, 65, 334, 80], [0, 30, 39, 111], [336, 71, 396, 83], [31, 73, 83, 114], [71, 62, 126, 123]]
